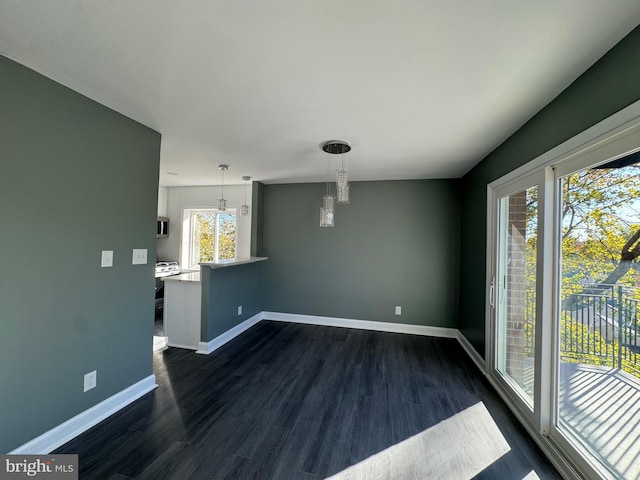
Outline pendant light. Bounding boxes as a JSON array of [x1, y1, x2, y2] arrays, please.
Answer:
[[241, 176, 251, 216], [218, 164, 228, 211], [320, 140, 351, 227]]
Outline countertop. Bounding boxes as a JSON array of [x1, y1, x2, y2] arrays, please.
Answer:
[[200, 256, 268, 269], [163, 258, 267, 283], [162, 271, 201, 283]]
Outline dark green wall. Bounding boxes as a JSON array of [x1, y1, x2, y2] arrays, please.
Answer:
[[261, 180, 460, 327], [0, 56, 161, 452], [460, 27, 640, 356], [201, 262, 265, 340], [250, 181, 265, 257]]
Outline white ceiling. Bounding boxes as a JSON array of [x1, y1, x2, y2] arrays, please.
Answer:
[[1, 1, 639, 186]]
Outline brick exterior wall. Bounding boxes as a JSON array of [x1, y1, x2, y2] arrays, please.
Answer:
[[506, 191, 527, 383]]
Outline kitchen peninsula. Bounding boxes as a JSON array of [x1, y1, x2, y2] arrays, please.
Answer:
[[162, 257, 267, 351]]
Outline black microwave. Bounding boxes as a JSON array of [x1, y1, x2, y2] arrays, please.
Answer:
[[157, 217, 169, 237]]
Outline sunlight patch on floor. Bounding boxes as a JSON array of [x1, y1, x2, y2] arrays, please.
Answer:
[[153, 335, 168, 351], [522, 471, 541, 479], [327, 402, 511, 480]]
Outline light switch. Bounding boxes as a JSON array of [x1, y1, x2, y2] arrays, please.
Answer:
[[101, 250, 113, 268], [132, 248, 148, 265]]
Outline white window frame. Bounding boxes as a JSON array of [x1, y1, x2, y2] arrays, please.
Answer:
[[491, 171, 547, 411]]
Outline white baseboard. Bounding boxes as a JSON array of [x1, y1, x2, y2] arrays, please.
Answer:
[[10, 375, 157, 455], [262, 311, 460, 338], [196, 312, 263, 355], [455, 331, 486, 374]]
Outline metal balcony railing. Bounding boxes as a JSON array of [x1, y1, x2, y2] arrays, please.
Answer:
[[524, 285, 640, 377]]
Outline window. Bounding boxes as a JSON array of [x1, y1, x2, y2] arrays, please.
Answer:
[[181, 209, 236, 269]]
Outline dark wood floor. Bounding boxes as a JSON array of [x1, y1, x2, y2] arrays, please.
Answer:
[[55, 321, 561, 479]]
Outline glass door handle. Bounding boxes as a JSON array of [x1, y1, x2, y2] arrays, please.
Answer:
[[489, 277, 495, 308]]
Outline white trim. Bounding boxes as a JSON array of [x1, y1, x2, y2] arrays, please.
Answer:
[[487, 172, 546, 422], [10, 375, 157, 455], [485, 183, 496, 378], [262, 311, 459, 338], [195, 312, 263, 355], [538, 165, 557, 436], [456, 331, 486, 373]]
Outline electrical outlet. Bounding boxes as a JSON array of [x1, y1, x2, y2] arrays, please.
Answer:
[[132, 248, 147, 265], [101, 250, 113, 268], [395, 306, 402, 315], [84, 370, 97, 392], [237, 305, 243, 315]]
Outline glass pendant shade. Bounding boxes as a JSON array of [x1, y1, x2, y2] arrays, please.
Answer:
[[218, 198, 227, 211], [323, 194, 335, 212], [336, 183, 350, 204], [241, 204, 250, 216], [320, 207, 334, 227], [336, 169, 349, 186], [320, 194, 335, 227]]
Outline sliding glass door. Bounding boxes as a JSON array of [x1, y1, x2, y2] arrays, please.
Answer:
[[486, 112, 640, 480], [552, 154, 640, 480]]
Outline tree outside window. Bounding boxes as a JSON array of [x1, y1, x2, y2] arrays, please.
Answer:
[[184, 209, 236, 268]]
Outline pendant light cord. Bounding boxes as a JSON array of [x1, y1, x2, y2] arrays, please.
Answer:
[[326, 153, 331, 196]]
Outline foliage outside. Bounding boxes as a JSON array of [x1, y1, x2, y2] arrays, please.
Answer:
[[524, 162, 640, 377], [191, 211, 236, 266], [217, 213, 237, 260]]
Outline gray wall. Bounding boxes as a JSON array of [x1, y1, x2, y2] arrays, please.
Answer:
[[459, 26, 640, 356], [201, 262, 265, 340], [0, 56, 161, 452], [250, 181, 265, 257], [261, 180, 460, 327]]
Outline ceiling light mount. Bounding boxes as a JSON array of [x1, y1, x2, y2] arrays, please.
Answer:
[[321, 140, 351, 155]]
